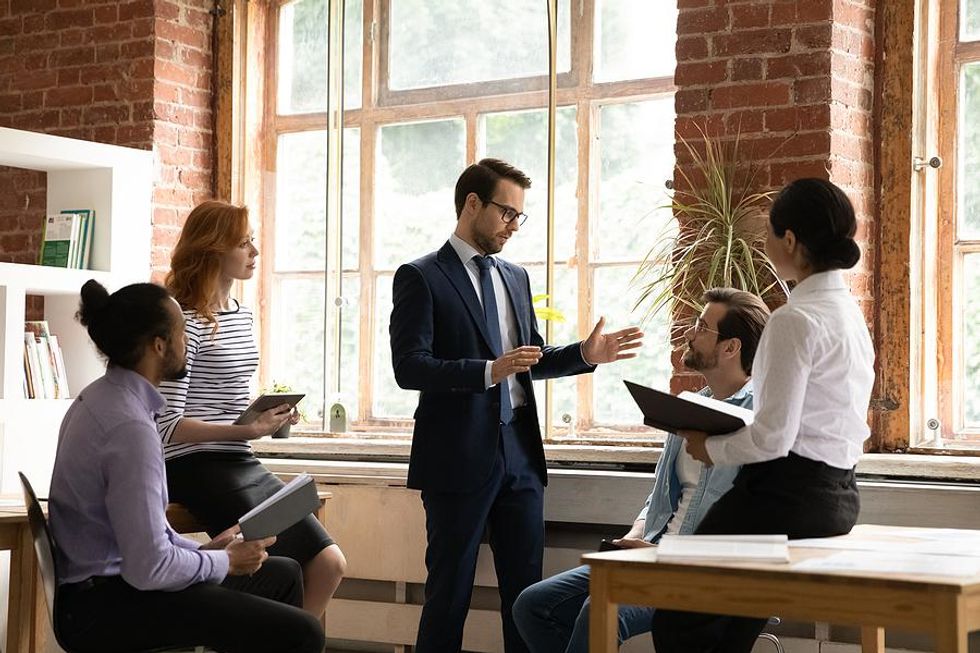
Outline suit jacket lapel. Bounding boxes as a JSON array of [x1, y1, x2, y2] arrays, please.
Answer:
[[435, 242, 495, 352], [497, 261, 529, 346]]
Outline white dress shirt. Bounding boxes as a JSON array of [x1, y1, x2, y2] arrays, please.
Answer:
[[705, 270, 875, 469], [448, 234, 526, 408]]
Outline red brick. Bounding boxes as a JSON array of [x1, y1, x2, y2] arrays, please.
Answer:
[[731, 4, 770, 29], [675, 61, 728, 86], [711, 81, 791, 109], [11, 0, 57, 15], [714, 29, 792, 56], [676, 36, 709, 61], [677, 7, 729, 34], [732, 58, 763, 81], [44, 86, 92, 107], [767, 52, 832, 78], [44, 8, 93, 30]]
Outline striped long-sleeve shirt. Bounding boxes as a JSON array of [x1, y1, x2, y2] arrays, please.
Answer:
[[157, 302, 259, 461]]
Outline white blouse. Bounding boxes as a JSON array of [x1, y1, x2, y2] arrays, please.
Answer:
[[705, 271, 875, 469]]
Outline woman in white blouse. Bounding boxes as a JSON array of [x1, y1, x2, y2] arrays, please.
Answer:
[[651, 178, 875, 653]]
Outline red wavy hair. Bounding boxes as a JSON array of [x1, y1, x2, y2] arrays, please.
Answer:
[[165, 200, 250, 327]]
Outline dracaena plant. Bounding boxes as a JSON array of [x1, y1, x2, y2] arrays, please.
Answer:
[[632, 124, 786, 331]]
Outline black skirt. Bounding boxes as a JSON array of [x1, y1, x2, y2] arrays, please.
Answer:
[[166, 451, 335, 565], [695, 451, 860, 539]]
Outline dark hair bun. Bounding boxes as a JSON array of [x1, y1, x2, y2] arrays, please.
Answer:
[[78, 279, 110, 327], [823, 237, 861, 269]]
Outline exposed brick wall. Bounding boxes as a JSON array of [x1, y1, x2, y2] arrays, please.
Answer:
[[151, 0, 214, 282], [0, 0, 215, 285], [671, 0, 877, 394]]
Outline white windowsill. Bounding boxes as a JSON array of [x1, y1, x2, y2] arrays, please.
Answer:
[[252, 437, 980, 482]]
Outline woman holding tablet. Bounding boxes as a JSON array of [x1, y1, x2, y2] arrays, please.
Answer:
[[651, 178, 875, 653], [157, 200, 346, 618]]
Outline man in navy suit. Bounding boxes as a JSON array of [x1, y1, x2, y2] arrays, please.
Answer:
[[390, 158, 643, 652]]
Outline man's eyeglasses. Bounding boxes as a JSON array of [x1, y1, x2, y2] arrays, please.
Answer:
[[687, 317, 722, 338], [486, 200, 528, 226]]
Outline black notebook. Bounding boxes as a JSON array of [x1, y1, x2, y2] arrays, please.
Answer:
[[238, 473, 319, 540], [623, 380, 753, 435]]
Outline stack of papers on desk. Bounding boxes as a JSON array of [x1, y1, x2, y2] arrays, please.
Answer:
[[657, 534, 790, 563]]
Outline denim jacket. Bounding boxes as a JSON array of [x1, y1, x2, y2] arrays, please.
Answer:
[[639, 382, 753, 542]]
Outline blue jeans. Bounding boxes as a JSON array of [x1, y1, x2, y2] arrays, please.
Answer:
[[513, 564, 654, 653]]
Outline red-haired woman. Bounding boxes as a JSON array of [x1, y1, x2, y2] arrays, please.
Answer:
[[157, 200, 346, 618]]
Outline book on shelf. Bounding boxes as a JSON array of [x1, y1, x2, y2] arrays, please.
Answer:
[[36, 210, 95, 269], [62, 208, 94, 269], [21, 321, 70, 399], [38, 214, 76, 268], [623, 380, 754, 435]]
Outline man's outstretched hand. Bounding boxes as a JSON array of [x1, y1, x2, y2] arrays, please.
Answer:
[[581, 316, 643, 365]]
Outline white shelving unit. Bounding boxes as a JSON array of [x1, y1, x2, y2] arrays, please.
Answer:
[[0, 127, 152, 494]]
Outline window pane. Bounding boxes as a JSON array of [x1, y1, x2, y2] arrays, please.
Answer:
[[482, 107, 577, 263], [596, 98, 675, 262], [276, 129, 359, 272], [527, 265, 579, 430], [342, 128, 360, 269], [337, 274, 360, 420], [595, 0, 676, 82], [388, 0, 570, 91], [276, 131, 326, 271], [959, 63, 980, 239], [344, 0, 363, 109], [374, 274, 418, 417], [278, 0, 362, 113], [278, 0, 326, 114], [592, 265, 671, 425], [375, 119, 465, 269], [963, 0, 980, 41], [271, 277, 326, 425]]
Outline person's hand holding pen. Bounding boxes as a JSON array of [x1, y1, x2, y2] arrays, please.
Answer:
[[677, 429, 713, 465]]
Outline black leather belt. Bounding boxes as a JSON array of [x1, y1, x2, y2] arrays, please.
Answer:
[[61, 575, 117, 594]]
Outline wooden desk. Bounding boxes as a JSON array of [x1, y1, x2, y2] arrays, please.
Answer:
[[585, 524, 980, 653]]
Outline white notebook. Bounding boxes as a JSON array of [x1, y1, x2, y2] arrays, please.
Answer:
[[656, 534, 790, 563]]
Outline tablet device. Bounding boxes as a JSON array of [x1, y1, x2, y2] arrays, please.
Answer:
[[234, 393, 305, 425]]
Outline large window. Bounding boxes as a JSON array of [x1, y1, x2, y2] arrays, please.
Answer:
[[260, 0, 677, 439], [919, 0, 980, 447]]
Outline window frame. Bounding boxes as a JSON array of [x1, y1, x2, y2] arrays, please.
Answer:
[[250, 0, 677, 441]]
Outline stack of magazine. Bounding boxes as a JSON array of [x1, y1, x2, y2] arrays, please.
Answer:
[[22, 321, 70, 399], [38, 209, 95, 269]]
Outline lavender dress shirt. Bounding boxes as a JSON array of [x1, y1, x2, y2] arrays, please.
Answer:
[[49, 366, 229, 590]]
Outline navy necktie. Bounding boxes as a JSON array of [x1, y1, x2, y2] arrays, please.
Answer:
[[473, 255, 514, 424]]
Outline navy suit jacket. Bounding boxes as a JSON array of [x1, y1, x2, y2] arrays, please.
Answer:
[[390, 241, 595, 493]]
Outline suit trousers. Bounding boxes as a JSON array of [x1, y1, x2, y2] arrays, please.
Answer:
[[651, 452, 860, 653], [55, 557, 325, 653], [415, 410, 545, 653]]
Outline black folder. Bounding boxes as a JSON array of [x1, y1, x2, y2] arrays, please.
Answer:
[[623, 380, 751, 435]]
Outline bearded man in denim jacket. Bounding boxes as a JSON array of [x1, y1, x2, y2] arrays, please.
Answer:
[[513, 288, 770, 653]]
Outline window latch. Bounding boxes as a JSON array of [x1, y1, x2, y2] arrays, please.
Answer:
[[913, 156, 943, 171]]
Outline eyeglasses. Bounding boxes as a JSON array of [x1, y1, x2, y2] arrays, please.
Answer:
[[687, 317, 722, 338], [486, 199, 528, 226]]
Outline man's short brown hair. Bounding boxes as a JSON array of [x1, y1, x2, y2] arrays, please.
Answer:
[[702, 288, 771, 376], [454, 158, 531, 219]]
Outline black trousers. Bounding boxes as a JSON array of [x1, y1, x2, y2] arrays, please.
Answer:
[[651, 452, 860, 653], [415, 412, 545, 653], [56, 557, 325, 653]]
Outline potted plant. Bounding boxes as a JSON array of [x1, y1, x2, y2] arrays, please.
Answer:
[[633, 124, 786, 339]]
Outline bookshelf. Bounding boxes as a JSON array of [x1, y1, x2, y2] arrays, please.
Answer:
[[0, 127, 152, 493]]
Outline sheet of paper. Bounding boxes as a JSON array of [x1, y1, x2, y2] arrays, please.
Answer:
[[792, 551, 980, 577], [791, 537, 980, 557]]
